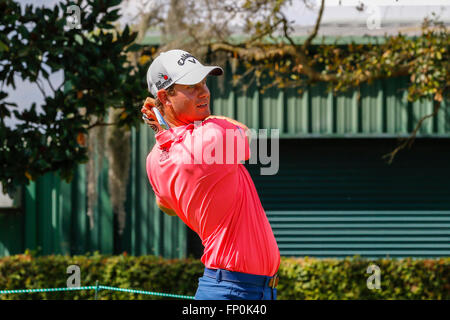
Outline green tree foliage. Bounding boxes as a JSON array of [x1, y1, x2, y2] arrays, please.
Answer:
[[131, 0, 449, 160], [207, 0, 449, 104], [1, 0, 449, 195], [0, 0, 149, 195], [203, 0, 449, 161]]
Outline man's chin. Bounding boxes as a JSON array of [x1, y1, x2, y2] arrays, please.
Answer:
[[195, 110, 211, 122]]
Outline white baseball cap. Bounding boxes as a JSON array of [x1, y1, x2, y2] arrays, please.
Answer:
[[147, 49, 223, 97]]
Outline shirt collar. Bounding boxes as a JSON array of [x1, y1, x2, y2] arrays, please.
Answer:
[[155, 123, 195, 149]]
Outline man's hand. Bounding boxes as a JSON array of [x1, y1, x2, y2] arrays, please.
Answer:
[[157, 200, 177, 216], [141, 97, 163, 133]]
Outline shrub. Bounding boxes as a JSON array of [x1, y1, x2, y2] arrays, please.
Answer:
[[0, 253, 448, 300]]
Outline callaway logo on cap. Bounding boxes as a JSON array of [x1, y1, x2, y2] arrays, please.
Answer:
[[147, 49, 223, 97]]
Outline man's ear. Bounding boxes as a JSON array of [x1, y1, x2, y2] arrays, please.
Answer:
[[157, 89, 170, 107]]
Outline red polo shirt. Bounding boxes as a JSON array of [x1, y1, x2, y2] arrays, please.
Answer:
[[146, 117, 280, 276]]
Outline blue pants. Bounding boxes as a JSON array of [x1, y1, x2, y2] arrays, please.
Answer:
[[194, 268, 277, 300]]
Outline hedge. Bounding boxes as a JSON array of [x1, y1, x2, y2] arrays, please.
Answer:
[[0, 253, 448, 300]]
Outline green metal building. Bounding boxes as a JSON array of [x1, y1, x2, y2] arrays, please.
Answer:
[[1, 52, 449, 259]]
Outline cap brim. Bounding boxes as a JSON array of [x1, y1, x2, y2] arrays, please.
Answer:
[[175, 66, 223, 86]]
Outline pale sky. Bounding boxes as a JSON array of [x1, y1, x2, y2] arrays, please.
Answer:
[[16, 0, 450, 26]]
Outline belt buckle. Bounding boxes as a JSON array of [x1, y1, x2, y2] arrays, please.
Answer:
[[270, 274, 278, 289]]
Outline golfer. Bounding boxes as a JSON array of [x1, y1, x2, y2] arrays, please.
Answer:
[[141, 49, 280, 300]]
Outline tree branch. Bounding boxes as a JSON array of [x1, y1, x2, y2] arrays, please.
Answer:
[[302, 0, 325, 52], [210, 41, 338, 82], [279, 10, 337, 83], [35, 79, 47, 99], [46, 75, 56, 93], [382, 100, 441, 164]]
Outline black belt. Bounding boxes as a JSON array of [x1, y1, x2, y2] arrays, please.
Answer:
[[203, 268, 279, 289]]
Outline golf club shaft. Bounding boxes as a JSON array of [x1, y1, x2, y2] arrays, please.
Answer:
[[142, 107, 170, 131]]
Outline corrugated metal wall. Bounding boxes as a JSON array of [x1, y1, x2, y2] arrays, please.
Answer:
[[266, 210, 450, 258], [0, 125, 186, 258], [0, 212, 23, 256], [245, 139, 450, 258], [206, 66, 450, 258], [210, 73, 449, 137], [1, 70, 449, 258], [124, 125, 187, 257]]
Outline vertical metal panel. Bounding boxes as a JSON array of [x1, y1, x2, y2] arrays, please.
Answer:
[[251, 88, 261, 130], [210, 75, 235, 118], [98, 158, 113, 254], [412, 99, 434, 134], [0, 213, 23, 256], [59, 178, 72, 254], [151, 192, 162, 257], [138, 126, 148, 255], [139, 125, 155, 255], [36, 174, 53, 255], [137, 124, 152, 255], [310, 83, 333, 134], [178, 215, 187, 259], [128, 127, 137, 255], [51, 174, 59, 254], [235, 85, 260, 130], [260, 86, 285, 131], [72, 164, 87, 254], [24, 182, 37, 251], [286, 87, 309, 134], [385, 77, 409, 134], [436, 99, 448, 134], [236, 90, 248, 127], [335, 90, 358, 134], [361, 80, 384, 134], [87, 155, 114, 253]]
